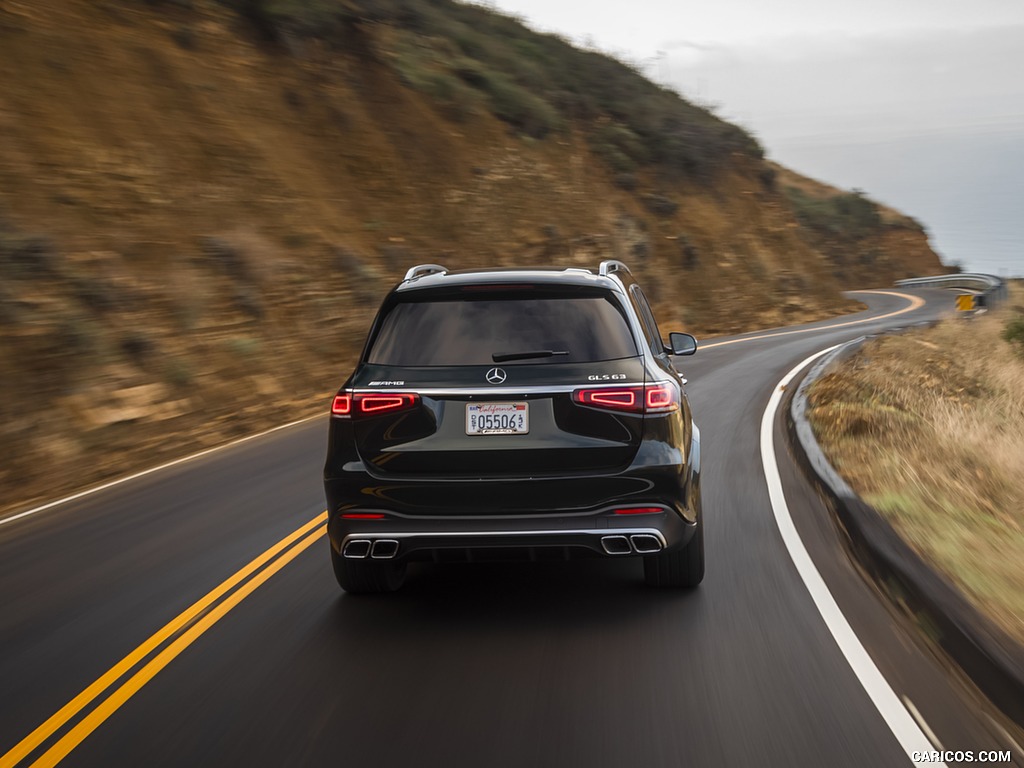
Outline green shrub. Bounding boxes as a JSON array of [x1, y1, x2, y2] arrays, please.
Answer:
[[785, 187, 884, 239], [643, 194, 679, 217], [593, 142, 635, 174], [1003, 315, 1024, 356], [483, 73, 562, 138], [0, 231, 58, 276], [393, 41, 479, 122], [121, 332, 156, 364], [613, 172, 637, 191], [229, 0, 764, 177], [594, 124, 648, 166], [225, 336, 261, 358], [677, 234, 699, 269], [164, 358, 195, 388]]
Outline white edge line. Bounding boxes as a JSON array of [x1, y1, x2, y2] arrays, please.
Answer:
[[902, 696, 945, 752], [0, 414, 324, 528], [761, 346, 946, 768]]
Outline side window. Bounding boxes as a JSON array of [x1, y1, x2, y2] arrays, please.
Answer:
[[630, 286, 665, 355]]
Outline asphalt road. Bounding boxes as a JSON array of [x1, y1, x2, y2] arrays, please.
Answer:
[[2, 288, 1020, 767]]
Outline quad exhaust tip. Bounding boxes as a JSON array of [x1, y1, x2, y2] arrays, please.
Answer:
[[630, 534, 663, 554], [371, 539, 399, 560], [601, 535, 631, 555], [342, 539, 371, 559], [343, 539, 400, 559], [600, 534, 663, 555]]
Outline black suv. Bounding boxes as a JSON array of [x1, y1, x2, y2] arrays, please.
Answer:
[[324, 261, 702, 593]]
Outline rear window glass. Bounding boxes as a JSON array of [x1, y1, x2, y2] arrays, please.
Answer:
[[367, 294, 639, 366]]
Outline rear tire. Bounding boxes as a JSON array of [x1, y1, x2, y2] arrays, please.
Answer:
[[644, 517, 704, 587], [331, 546, 407, 594]]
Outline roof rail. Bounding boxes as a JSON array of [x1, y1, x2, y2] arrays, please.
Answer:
[[598, 260, 631, 277], [403, 263, 448, 281]]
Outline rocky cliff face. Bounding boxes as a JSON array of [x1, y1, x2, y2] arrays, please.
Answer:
[[0, 0, 946, 511]]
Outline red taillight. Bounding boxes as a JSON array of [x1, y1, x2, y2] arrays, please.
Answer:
[[341, 513, 386, 520], [331, 394, 352, 415], [331, 391, 419, 418], [575, 387, 641, 411], [573, 383, 679, 414], [645, 383, 679, 412], [613, 507, 664, 515], [359, 393, 418, 414]]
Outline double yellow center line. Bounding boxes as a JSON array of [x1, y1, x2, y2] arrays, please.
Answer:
[[1, 512, 328, 768]]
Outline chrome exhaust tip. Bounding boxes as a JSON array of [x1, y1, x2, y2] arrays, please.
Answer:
[[371, 539, 399, 560], [601, 535, 632, 555], [630, 534, 662, 554], [343, 539, 371, 559]]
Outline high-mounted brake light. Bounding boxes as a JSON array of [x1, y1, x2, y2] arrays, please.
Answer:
[[331, 391, 419, 417], [572, 383, 679, 414]]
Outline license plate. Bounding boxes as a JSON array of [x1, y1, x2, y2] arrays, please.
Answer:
[[466, 402, 529, 435]]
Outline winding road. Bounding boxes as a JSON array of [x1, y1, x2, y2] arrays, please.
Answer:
[[2, 287, 1020, 767]]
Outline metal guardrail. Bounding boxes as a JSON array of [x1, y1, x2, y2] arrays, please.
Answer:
[[789, 339, 1024, 726], [895, 273, 1008, 310]]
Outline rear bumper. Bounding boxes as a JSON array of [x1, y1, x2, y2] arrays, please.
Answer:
[[327, 505, 696, 562], [325, 429, 701, 562]]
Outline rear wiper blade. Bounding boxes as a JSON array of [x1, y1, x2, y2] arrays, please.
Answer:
[[492, 350, 569, 363]]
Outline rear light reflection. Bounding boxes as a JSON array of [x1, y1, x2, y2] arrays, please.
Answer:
[[330, 391, 419, 417], [613, 507, 664, 515], [573, 383, 679, 414], [341, 513, 386, 520]]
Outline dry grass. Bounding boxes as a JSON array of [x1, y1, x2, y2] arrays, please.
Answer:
[[809, 285, 1024, 644]]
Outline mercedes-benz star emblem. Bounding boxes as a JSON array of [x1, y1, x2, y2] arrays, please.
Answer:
[[485, 367, 507, 384]]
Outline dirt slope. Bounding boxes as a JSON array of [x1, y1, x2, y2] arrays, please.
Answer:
[[0, 0, 946, 512]]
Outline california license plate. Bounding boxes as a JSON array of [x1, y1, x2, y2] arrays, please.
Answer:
[[466, 402, 529, 435]]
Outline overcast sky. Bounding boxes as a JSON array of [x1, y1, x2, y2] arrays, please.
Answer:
[[488, 0, 1024, 275]]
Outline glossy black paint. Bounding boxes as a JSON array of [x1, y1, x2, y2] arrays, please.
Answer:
[[324, 265, 701, 565]]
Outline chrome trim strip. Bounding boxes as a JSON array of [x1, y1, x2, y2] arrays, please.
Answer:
[[341, 528, 667, 547], [350, 382, 646, 396]]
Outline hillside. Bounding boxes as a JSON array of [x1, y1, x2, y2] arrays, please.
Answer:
[[0, 0, 945, 512], [773, 164, 946, 286]]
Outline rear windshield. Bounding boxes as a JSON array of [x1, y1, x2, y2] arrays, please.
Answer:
[[367, 294, 639, 366]]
